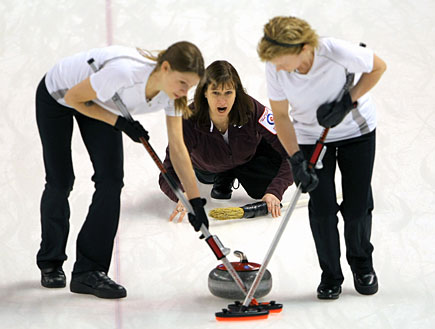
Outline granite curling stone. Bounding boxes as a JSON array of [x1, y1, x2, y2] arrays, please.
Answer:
[[208, 250, 272, 299]]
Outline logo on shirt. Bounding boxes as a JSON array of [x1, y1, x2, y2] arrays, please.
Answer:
[[258, 107, 277, 135]]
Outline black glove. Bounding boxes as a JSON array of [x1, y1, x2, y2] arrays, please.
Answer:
[[114, 116, 149, 143], [316, 91, 356, 128], [188, 198, 209, 232], [288, 151, 319, 193]]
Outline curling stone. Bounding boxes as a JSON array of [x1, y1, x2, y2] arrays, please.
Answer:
[[208, 250, 272, 299]]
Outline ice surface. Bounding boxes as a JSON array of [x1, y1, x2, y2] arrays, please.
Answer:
[[1, 0, 434, 328]]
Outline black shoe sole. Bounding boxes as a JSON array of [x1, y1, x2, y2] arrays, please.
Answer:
[[317, 286, 341, 300], [70, 280, 127, 299], [317, 292, 340, 300], [354, 281, 379, 295], [210, 188, 232, 200], [41, 280, 66, 288], [210, 193, 232, 200]]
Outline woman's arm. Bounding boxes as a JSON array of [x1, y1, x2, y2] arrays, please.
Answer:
[[253, 99, 293, 201], [350, 54, 387, 102], [64, 77, 118, 126], [269, 99, 299, 157], [158, 149, 182, 203], [269, 98, 318, 193], [166, 115, 200, 200]]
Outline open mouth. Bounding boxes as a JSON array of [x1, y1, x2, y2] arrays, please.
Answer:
[[217, 107, 227, 113]]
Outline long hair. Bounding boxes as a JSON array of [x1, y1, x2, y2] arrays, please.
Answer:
[[258, 16, 319, 61], [138, 41, 204, 117], [192, 60, 253, 126]]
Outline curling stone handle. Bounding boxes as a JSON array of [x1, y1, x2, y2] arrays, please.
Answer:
[[233, 250, 248, 263]]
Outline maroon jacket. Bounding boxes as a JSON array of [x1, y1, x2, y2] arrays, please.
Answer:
[[159, 96, 293, 202]]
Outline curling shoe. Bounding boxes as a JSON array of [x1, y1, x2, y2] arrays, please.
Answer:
[[317, 283, 342, 300], [211, 177, 235, 200], [41, 267, 66, 288], [70, 271, 127, 299], [210, 187, 232, 199], [353, 271, 378, 295]]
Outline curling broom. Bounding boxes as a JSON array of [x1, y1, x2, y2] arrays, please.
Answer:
[[88, 58, 275, 321], [209, 193, 342, 220], [216, 71, 356, 321]]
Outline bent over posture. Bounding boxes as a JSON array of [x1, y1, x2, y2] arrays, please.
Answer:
[[36, 42, 206, 298], [258, 16, 386, 299]]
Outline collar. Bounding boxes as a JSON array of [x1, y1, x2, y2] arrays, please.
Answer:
[[209, 120, 243, 132]]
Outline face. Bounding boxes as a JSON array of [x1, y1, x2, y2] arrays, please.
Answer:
[[271, 46, 313, 73], [161, 62, 200, 99], [204, 83, 236, 119], [270, 53, 304, 72]]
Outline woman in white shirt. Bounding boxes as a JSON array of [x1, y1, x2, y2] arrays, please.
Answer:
[[257, 16, 386, 300], [36, 41, 206, 299]]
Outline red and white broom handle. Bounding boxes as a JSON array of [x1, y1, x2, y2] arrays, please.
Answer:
[[87, 58, 251, 297], [241, 130, 330, 307], [241, 72, 355, 307]]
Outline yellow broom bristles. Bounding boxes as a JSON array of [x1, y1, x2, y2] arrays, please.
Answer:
[[208, 207, 245, 220]]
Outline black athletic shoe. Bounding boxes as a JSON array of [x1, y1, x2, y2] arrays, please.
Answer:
[[211, 175, 235, 200], [210, 187, 232, 199], [317, 283, 342, 300], [41, 267, 66, 288], [353, 271, 378, 295], [70, 271, 127, 299]]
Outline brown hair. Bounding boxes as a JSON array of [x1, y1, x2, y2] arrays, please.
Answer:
[[192, 60, 253, 127], [138, 41, 204, 117], [258, 16, 319, 61]]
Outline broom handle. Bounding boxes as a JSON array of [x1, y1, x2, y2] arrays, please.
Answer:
[[87, 58, 250, 296], [241, 183, 303, 307], [241, 72, 355, 307], [240, 131, 328, 307]]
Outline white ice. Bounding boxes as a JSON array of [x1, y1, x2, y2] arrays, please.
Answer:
[[1, 0, 435, 328]]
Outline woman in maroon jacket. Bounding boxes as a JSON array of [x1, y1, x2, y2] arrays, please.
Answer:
[[159, 60, 293, 221]]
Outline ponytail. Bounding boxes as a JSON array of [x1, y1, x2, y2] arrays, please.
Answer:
[[137, 41, 204, 117]]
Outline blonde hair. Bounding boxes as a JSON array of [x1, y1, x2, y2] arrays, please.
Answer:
[[137, 41, 204, 118], [257, 16, 319, 61]]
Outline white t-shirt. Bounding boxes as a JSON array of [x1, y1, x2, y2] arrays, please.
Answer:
[[266, 37, 376, 144], [45, 45, 179, 117]]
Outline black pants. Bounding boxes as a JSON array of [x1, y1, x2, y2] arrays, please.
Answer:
[[300, 130, 376, 285], [195, 138, 282, 199], [35, 77, 124, 275]]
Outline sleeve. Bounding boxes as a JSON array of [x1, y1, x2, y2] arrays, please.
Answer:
[[265, 62, 287, 101], [265, 160, 293, 201], [158, 118, 197, 202], [324, 38, 374, 74], [253, 97, 293, 200], [89, 62, 133, 102], [164, 99, 182, 117], [158, 146, 182, 203]]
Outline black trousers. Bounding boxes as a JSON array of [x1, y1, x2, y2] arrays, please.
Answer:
[[195, 138, 282, 199], [300, 130, 376, 285], [35, 77, 124, 275]]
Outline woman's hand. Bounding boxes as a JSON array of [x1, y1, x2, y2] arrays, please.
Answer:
[[262, 193, 282, 218], [114, 116, 149, 143], [169, 200, 187, 223]]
